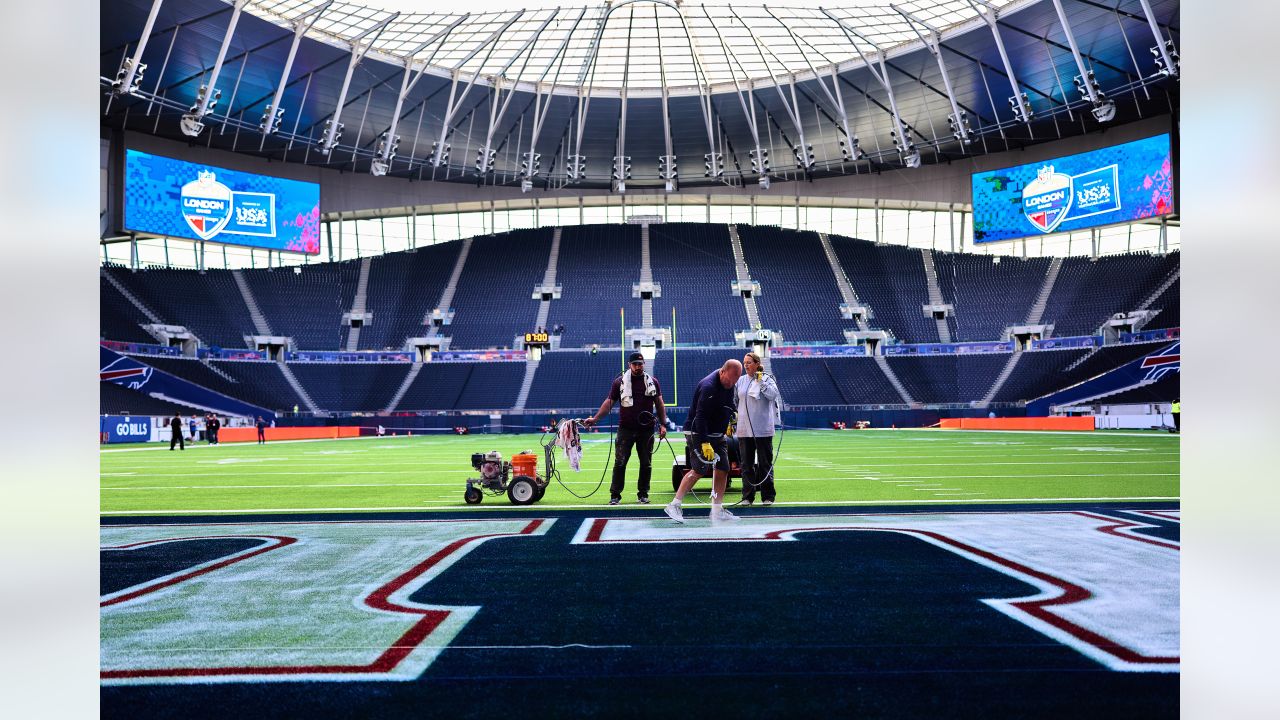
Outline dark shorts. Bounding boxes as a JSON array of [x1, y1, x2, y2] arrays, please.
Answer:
[[688, 433, 729, 475]]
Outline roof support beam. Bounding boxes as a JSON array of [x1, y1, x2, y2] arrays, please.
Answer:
[[703, 5, 770, 186], [892, 4, 972, 146], [372, 15, 469, 175], [821, 9, 919, 168], [1136, 0, 1179, 79], [179, 0, 250, 137], [769, 9, 860, 162], [672, 2, 722, 179], [1048, 0, 1116, 122], [317, 12, 398, 155], [110, 0, 164, 96], [729, 7, 812, 171], [477, 12, 556, 176], [260, 1, 332, 140], [430, 12, 523, 167], [966, 0, 1034, 125]]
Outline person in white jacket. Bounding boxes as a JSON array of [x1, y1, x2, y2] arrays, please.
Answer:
[[734, 352, 782, 506]]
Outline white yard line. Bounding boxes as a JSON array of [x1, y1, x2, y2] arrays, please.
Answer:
[[99, 495, 1183, 514]]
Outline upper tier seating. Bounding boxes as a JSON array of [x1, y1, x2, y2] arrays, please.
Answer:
[[100, 275, 158, 343], [738, 226, 856, 344], [828, 235, 936, 343], [241, 261, 359, 350], [932, 252, 1050, 342], [648, 224, 747, 345], [886, 354, 1010, 405], [547, 225, 643, 348], [445, 230, 551, 349], [361, 242, 462, 350], [104, 266, 256, 348], [1041, 252, 1180, 336]]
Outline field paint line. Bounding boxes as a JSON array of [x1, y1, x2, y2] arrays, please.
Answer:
[[100, 472, 1181, 491], [99, 495, 1184, 514], [933, 492, 988, 496], [101, 473, 137, 477], [137, 644, 633, 652]]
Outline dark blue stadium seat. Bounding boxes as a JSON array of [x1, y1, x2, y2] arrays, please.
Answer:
[[546, 225, 643, 348], [648, 224, 747, 345], [361, 242, 462, 350], [828, 235, 936, 344], [737, 226, 856, 343], [241, 262, 359, 350], [446, 230, 551, 349]]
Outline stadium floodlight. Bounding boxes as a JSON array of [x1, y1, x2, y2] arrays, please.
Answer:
[[316, 119, 343, 155], [476, 147, 497, 174], [891, 128, 921, 168], [704, 152, 724, 178], [180, 85, 221, 137], [430, 141, 450, 167], [259, 105, 285, 135], [1151, 40, 1179, 78], [1008, 93, 1034, 123], [658, 155, 677, 180], [567, 155, 586, 182], [793, 143, 815, 170], [520, 152, 541, 180], [947, 111, 974, 145], [1073, 71, 1116, 122], [611, 156, 632, 192], [111, 58, 146, 96], [839, 136, 864, 162], [751, 147, 772, 189], [370, 132, 400, 176]]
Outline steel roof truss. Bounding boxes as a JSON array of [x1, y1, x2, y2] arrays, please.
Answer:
[[111, 0, 164, 97], [1049, 0, 1116, 122], [430, 12, 522, 167], [892, 4, 972, 145], [966, 0, 1033, 125], [260, 0, 332, 139], [317, 11, 399, 155], [179, 0, 250, 137]]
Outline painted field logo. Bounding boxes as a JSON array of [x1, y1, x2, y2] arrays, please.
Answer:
[[1022, 165, 1073, 233], [180, 170, 233, 240]]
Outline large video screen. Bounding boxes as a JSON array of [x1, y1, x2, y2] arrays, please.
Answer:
[[971, 134, 1173, 244], [123, 149, 321, 254]]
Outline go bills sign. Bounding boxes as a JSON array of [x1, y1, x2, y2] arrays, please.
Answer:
[[104, 416, 152, 444]]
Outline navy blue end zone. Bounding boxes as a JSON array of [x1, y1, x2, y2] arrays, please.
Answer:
[[101, 503, 1178, 719]]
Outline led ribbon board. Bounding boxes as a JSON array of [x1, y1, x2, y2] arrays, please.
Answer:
[[124, 149, 321, 254], [971, 134, 1173, 244]]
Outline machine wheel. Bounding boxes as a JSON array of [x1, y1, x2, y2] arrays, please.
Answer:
[[671, 460, 688, 491], [508, 476, 537, 505], [464, 487, 482, 504]]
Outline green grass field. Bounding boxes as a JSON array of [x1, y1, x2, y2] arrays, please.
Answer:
[[100, 429, 1179, 515]]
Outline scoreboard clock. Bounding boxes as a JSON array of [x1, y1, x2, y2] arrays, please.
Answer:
[[524, 332, 550, 344]]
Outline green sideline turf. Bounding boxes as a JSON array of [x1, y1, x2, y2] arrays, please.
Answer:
[[100, 429, 1179, 515]]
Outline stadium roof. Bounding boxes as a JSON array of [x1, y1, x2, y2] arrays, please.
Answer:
[[101, 0, 1179, 189]]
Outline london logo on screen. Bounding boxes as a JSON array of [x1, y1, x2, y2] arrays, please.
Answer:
[[180, 170, 234, 240], [1022, 165, 1073, 234]]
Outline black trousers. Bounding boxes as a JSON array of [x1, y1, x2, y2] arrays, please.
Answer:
[[740, 435, 775, 502], [258, 428, 266, 443], [1173, 413, 1180, 431], [610, 426, 655, 499], [170, 429, 184, 450]]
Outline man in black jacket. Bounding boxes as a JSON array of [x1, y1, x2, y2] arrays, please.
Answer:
[[168, 414, 185, 451], [665, 359, 742, 524]]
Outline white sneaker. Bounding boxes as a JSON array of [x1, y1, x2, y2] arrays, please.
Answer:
[[710, 506, 740, 524], [664, 501, 684, 524]]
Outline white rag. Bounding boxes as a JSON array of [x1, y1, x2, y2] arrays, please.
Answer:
[[619, 371, 658, 408], [557, 419, 583, 471]]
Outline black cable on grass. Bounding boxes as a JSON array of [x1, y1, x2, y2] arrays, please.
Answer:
[[540, 419, 612, 500]]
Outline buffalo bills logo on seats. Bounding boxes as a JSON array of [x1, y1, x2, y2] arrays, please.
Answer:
[[180, 169, 234, 240], [101, 358, 153, 390], [1140, 342, 1180, 381]]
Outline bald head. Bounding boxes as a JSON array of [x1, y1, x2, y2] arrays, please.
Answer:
[[718, 359, 743, 388]]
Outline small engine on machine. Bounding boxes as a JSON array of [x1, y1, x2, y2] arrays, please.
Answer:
[[463, 450, 548, 505]]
